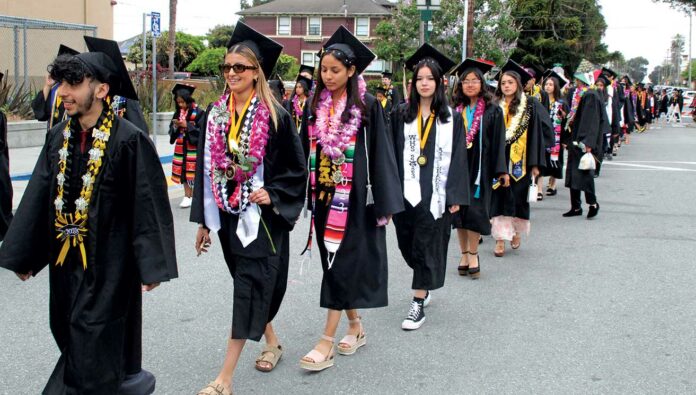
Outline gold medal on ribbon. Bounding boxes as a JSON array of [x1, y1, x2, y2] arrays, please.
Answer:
[[417, 155, 427, 167]]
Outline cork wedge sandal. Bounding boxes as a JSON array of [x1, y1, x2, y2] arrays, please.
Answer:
[[300, 335, 335, 372], [337, 317, 366, 356]]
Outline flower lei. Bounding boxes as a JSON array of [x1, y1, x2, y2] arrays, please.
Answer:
[[314, 76, 367, 160], [457, 97, 486, 147], [503, 93, 531, 144], [207, 91, 270, 212], [292, 94, 305, 119], [567, 86, 588, 127], [54, 108, 115, 269]]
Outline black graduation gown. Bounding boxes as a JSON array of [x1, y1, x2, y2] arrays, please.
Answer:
[[611, 85, 624, 135], [565, 90, 605, 194], [121, 99, 150, 134], [452, 104, 507, 235], [622, 91, 636, 132], [541, 100, 567, 179], [300, 94, 404, 310], [490, 96, 549, 220], [190, 102, 306, 341], [387, 85, 402, 106], [0, 111, 12, 240], [391, 106, 470, 290], [0, 115, 178, 394], [32, 86, 66, 132]]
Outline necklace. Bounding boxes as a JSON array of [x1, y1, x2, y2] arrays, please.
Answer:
[[417, 105, 435, 166]]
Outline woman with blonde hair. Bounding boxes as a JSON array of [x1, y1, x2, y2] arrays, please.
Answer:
[[191, 22, 307, 395]]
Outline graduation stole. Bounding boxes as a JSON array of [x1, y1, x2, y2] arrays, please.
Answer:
[[502, 94, 532, 181], [380, 97, 388, 108], [54, 107, 114, 269], [548, 100, 563, 162], [567, 87, 587, 130], [402, 106, 453, 219], [177, 103, 199, 132], [530, 84, 542, 102], [459, 98, 485, 198], [302, 76, 368, 268]]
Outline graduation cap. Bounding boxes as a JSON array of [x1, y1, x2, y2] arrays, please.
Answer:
[[375, 86, 387, 95], [451, 58, 494, 78], [573, 72, 592, 86], [83, 36, 138, 100], [295, 75, 312, 91], [542, 69, 568, 89], [382, 71, 393, 78], [298, 64, 315, 79], [171, 83, 195, 97], [58, 44, 79, 57], [227, 21, 283, 79], [601, 67, 618, 79], [320, 26, 376, 74], [621, 75, 633, 86], [405, 43, 456, 74], [496, 59, 533, 86], [595, 73, 611, 86], [524, 64, 544, 80]]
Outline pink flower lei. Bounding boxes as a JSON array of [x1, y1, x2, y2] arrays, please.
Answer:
[[314, 75, 367, 160], [292, 94, 305, 118], [457, 97, 486, 146], [207, 90, 271, 211]]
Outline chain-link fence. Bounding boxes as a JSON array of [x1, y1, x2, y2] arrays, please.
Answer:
[[0, 15, 97, 89]]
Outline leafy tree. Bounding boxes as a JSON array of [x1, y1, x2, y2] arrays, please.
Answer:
[[241, 0, 272, 10], [272, 54, 300, 81], [510, 0, 608, 73], [207, 24, 235, 48], [680, 59, 696, 81], [626, 57, 649, 84], [127, 31, 205, 72], [186, 47, 227, 76], [374, 1, 420, 66], [654, 0, 696, 12], [649, 65, 663, 84]]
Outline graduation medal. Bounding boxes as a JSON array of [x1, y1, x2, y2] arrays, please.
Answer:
[[417, 155, 428, 166], [417, 109, 435, 167], [54, 109, 114, 269]]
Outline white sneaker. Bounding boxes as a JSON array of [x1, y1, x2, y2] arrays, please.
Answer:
[[401, 300, 426, 330], [423, 290, 432, 307], [179, 197, 192, 208]]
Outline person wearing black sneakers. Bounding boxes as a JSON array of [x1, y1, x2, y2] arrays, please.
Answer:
[[563, 72, 604, 219], [391, 44, 469, 330]]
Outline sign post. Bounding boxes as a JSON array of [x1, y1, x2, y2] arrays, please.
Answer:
[[416, 0, 440, 44], [151, 12, 161, 143]]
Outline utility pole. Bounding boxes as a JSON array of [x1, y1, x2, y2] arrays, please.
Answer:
[[689, 11, 692, 88], [142, 13, 147, 70], [462, 0, 468, 61]]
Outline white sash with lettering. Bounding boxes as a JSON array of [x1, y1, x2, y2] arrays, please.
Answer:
[[402, 107, 454, 220]]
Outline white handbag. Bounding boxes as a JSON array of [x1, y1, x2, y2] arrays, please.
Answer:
[[527, 178, 538, 203], [578, 152, 596, 170]]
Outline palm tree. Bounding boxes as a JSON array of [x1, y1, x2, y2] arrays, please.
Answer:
[[168, 0, 177, 78]]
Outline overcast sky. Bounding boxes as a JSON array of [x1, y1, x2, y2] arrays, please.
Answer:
[[114, 0, 694, 72]]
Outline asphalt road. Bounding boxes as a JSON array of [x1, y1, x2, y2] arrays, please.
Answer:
[[1, 121, 696, 394]]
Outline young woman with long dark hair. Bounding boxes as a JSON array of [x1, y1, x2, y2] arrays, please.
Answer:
[[298, 26, 403, 371], [538, 72, 567, 197], [391, 44, 469, 329], [169, 84, 204, 208], [450, 59, 507, 279]]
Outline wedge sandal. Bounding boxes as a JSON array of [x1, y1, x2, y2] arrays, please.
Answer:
[[337, 317, 366, 355], [300, 335, 335, 372]]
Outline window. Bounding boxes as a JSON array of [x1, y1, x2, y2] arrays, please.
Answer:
[[308, 17, 322, 36], [365, 58, 384, 73], [277, 16, 291, 35], [355, 17, 369, 36], [302, 51, 317, 68]]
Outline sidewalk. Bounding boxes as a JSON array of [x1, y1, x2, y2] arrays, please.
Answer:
[[7, 135, 185, 210]]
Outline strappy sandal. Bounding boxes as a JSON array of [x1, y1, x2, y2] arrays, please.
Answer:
[[255, 344, 283, 372], [546, 188, 557, 196], [300, 335, 335, 372], [458, 251, 469, 276], [337, 317, 366, 355], [494, 240, 505, 257], [197, 381, 231, 395], [467, 252, 481, 279], [511, 234, 521, 250], [537, 192, 544, 201]]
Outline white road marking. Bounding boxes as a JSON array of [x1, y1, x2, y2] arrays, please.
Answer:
[[603, 162, 696, 172]]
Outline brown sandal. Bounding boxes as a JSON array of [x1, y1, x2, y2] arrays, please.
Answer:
[[511, 235, 521, 249], [494, 241, 505, 257], [197, 381, 231, 395], [255, 344, 283, 372]]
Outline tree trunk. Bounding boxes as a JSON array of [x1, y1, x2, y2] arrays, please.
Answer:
[[466, 0, 475, 57], [168, 0, 177, 77]]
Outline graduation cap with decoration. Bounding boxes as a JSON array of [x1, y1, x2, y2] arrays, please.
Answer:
[[405, 43, 456, 74], [171, 83, 195, 97], [495, 59, 534, 86], [542, 69, 569, 89], [58, 44, 79, 57], [593, 69, 610, 86], [298, 64, 315, 79], [83, 36, 139, 100], [573, 72, 593, 86], [318, 26, 376, 74], [227, 21, 283, 79], [451, 58, 495, 79]]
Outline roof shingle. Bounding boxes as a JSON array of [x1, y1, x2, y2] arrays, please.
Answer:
[[237, 0, 392, 16]]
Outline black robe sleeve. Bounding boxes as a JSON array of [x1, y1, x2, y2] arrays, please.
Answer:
[[365, 95, 404, 218], [124, 99, 149, 134], [31, 90, 51, 122], [526, 97, 551, 170], [125, 131, 178, 284], [168, 109, 181, 145], [531, 96, 554, 150], [186, 106, 205, 147], [488, 106, 508, 176], [0, 111, 13, 241], [446, 111, 470, 207], [0, 127, 61, 275], [263, 107, 308, 230], [190, 103, 213, 225], [573, 91, 603, 152]]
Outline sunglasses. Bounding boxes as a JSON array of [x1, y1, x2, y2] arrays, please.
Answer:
[[219, 63, 258, 74]]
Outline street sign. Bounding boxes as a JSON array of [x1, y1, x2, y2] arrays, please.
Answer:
[[151, 11, 161, 37], [416, 0, 441, 11]]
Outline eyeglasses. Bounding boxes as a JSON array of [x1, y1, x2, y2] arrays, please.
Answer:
[[219, 63, 258, 74], [462, 79, 481, 86]]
